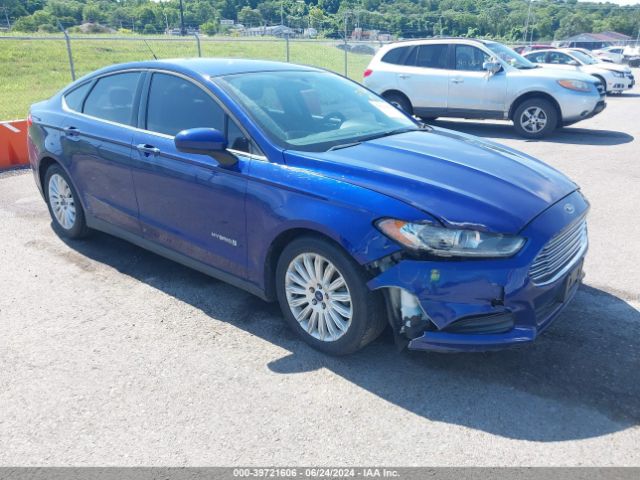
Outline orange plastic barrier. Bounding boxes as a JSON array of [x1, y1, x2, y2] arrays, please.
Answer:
[[0, 119, 29, 170]]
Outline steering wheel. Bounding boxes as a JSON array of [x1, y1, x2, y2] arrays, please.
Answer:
[[322, 111, 346, 127]]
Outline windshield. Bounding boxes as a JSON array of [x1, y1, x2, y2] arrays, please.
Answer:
[[569, 50, 597, 65], [217, 71, 419, 152], [485, 42, 537, 69]]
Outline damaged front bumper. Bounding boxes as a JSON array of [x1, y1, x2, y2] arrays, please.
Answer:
[[367, 190, 589, 353]]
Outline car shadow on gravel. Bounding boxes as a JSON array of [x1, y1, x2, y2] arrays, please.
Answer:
[[64, 231, 640, 443], [432, 119, 634, 146]]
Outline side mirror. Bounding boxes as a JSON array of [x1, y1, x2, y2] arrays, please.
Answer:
[[174, 128, 237, 167], [483, 60, 502, 74], [567, 60, 580, 66]]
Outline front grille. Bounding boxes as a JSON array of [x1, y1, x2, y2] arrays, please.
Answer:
[[529, 217, 588, 285]]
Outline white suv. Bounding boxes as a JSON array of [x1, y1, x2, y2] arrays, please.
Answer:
[[363, 38, 606, 138]]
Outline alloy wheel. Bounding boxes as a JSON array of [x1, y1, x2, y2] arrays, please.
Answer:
[[520, 106, 548, 134], [284, 253, 353, 342], [48, 173, 76, 230]]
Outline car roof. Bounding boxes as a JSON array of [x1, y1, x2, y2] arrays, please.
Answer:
[[85, 58, 320, 79], [383, 37, 493, 48]]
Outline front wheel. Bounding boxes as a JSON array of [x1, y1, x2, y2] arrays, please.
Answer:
[[275, 236, 386, 355], [383, 92, 413, 115], [512, 99, 558, 139], [44, 164, 90, 239]]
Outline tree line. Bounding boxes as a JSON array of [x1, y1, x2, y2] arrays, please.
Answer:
[[2, 0, 639, 41]]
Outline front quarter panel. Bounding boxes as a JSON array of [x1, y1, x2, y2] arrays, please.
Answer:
[[244, 156, 430, 293]]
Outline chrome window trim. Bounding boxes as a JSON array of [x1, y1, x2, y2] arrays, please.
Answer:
[[60, 68, 267, 162], [142, 69, 267, 160]]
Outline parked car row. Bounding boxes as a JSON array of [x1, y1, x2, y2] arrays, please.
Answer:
[[363, 38, 607, 138], [522, 48, 634, 95], [593, 45, 640, 67]]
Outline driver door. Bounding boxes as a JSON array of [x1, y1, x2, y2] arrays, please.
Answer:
[[447, 44, 507, 116], [130, 71, 255, 278]]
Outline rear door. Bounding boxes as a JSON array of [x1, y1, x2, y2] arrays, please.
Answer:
[[391, 44, 449, 112], [447, 44, 507, 116], [61, 71, 143, 234], [130, 71, 254, 278]]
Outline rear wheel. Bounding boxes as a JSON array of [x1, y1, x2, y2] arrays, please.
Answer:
[[275, 236, 386, 355], [44, 164, 89, 239], [512, 98, 558, 139], [383, 92, 412, 115]]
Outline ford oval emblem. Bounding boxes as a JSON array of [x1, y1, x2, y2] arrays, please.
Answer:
[[564, 203, 575, 214]]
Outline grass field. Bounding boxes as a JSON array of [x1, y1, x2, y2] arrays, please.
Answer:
[[0, 35, 373, 120]]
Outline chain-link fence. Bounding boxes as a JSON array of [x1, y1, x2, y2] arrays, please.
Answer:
[[0, 34, 389, 120]]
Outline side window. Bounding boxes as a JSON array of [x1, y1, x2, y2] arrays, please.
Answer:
[[381, 47, 408, 65], [527, 52, 547, 63], [402, 47, 418, 66], [83, 72, 141, 125], [548, 52, 572, 65], [146, 73, 224, 136], [416, 44, 448, 69], [455, 45, 489, 71], [64, 82, 92, 112]]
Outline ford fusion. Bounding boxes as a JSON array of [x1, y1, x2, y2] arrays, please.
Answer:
[[28, 59, 588, 354]]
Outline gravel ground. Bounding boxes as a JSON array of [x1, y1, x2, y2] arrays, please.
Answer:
[[1, 76, 639, 466]]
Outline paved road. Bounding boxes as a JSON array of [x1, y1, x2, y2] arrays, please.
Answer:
[[1, 78, 639, 466]]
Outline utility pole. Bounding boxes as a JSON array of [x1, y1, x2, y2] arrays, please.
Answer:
[[523, 0, 533, 44], [281, 0, 284, 26], [179, 0, 186, 35], [1, 7, 10, 29]]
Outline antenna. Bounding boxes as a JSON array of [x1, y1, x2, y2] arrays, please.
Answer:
[[142, 38, 158, 60]]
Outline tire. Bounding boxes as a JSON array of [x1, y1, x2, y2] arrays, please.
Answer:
[[512, 98, 558, 139], [383, 92, 413, 115], [44, 164, 90, 239], [275, 236, 386, 356]]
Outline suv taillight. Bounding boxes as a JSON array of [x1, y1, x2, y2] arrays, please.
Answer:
[[363, 69, 373, 78]]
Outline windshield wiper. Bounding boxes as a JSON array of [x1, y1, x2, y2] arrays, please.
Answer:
[[328, 141, 362, 151], [327, 125, 430, 151], [361, 127, 421, 142]]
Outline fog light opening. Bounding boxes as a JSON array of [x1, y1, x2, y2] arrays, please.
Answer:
[[398, 289, 433, 339]]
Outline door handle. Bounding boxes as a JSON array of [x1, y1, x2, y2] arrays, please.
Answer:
[[136, 143, 160, 156], [63, 126, 80, 137], [398, 74, 411, 79], [451, 78, 464, 84]]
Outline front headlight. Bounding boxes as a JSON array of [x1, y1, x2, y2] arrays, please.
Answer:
[[376, 219, 526, 258], [612, 71, 625, 78], [557, 79, 591, 92]]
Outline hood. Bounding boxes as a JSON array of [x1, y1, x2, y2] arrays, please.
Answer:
[[594, 63, 631, 74], [515, 65, 599, 84], [284, 128, 577, 234]]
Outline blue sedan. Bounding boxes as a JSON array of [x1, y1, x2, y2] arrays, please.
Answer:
[[27, 59, 589, 354]]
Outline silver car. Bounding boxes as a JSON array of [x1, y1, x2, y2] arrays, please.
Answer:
[[364, 38, 606, 138], [524, 48, 634, 94]]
